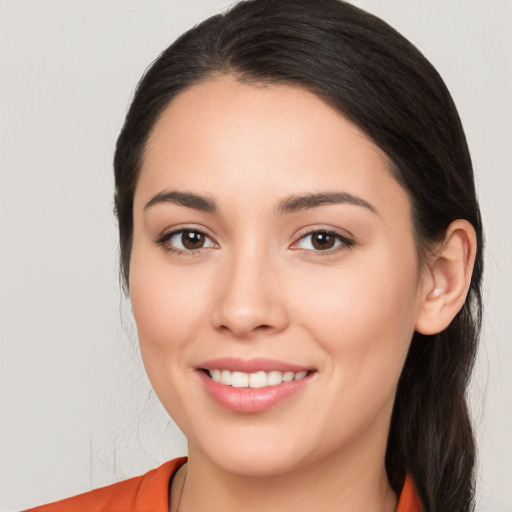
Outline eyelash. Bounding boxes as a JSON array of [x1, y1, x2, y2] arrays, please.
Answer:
[[155, 228, 354, 256], [291, 229, 354, 255], [155, 228, 217, 256]]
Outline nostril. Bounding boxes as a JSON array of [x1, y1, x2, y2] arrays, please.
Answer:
[[219, 322, 270, 331], [212, 290, 289, 338]]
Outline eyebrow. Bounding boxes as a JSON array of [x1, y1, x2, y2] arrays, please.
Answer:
[[144, 191, 217, 213], [144, 190, 377, 216], [276, 192, 378, 215]]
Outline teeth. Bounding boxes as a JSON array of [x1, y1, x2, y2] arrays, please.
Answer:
[[221, 370, 232, 386], [207, 369, 309, 388], [282, 371, 294, 382], [267, 371, 283, 386], [231, 371, 249, 388], [248, 371, 267, 388]]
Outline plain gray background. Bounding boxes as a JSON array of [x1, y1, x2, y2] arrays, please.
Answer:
[[0, 1, 511, 511]]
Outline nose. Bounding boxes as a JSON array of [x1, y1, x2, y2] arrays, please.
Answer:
[[211, 250, 289, 339]]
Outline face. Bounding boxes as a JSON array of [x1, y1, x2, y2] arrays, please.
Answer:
[[130, 77, 426, 477]]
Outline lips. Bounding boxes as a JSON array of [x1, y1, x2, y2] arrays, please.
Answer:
[[196, 358, 315, 413]]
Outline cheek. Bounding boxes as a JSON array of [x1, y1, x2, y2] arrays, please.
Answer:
[[296, 249, 420, 385], [291, 253, 420, 444], [128, 248, 217, 430], [128, 247, 211, 361]]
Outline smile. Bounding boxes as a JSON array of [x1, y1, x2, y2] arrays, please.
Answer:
[[197, 358, 315, 413], [207, 369, 308, 388]]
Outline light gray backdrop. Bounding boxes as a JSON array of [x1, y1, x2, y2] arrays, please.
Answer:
[[0, 1, 510, 511]]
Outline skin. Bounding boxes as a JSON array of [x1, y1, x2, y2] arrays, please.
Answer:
[[129, 77, 475, 512]]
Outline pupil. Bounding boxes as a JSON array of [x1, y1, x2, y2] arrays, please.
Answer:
[[182, 230, 204, 249], [312, 232, 334, 250]]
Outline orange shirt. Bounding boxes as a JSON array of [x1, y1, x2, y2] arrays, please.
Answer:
[[25, 457, 421, 512], [397, 474, 422, 512]]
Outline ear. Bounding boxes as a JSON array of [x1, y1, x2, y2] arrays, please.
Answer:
[[415, 219, 477, 335]]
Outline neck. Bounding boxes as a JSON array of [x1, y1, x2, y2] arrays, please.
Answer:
[[173, 444, 397, 512]]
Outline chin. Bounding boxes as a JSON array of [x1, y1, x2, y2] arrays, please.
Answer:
[[189, 427, 314, 477], [212, 448, 305, 478]]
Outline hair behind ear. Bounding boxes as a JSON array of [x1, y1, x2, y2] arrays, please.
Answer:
[[386, 219, 480, 511]]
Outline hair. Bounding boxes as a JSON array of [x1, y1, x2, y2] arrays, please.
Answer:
[[113, 1, 483, 510]]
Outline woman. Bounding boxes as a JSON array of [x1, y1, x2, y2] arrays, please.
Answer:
[[26, 0, 482, 511]]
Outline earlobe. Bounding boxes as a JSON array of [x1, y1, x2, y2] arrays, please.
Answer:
[[415, 220, 477, 335]]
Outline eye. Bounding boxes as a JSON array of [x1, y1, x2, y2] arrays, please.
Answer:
[[293, 230, 352, 252], [159, 229, 217, 253]]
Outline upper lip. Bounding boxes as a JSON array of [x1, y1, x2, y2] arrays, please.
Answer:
[[197, 357, 314, 373]]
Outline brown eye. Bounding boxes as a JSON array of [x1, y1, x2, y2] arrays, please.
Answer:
[[294, 230, 352, 252], [181, 230, 205, 249], [164, 229, 216, 252], [311, 232, 336, 250]]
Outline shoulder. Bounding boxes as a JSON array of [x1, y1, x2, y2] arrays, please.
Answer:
[[24, 457, 187, 512]]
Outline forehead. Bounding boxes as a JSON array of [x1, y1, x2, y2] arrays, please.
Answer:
[[136, 76, 410, 221]]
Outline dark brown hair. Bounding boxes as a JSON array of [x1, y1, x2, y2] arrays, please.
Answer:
[[114, 1, 483, 510]]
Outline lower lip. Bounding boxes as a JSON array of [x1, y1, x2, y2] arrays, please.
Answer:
[[197, 371, 312, 413]]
